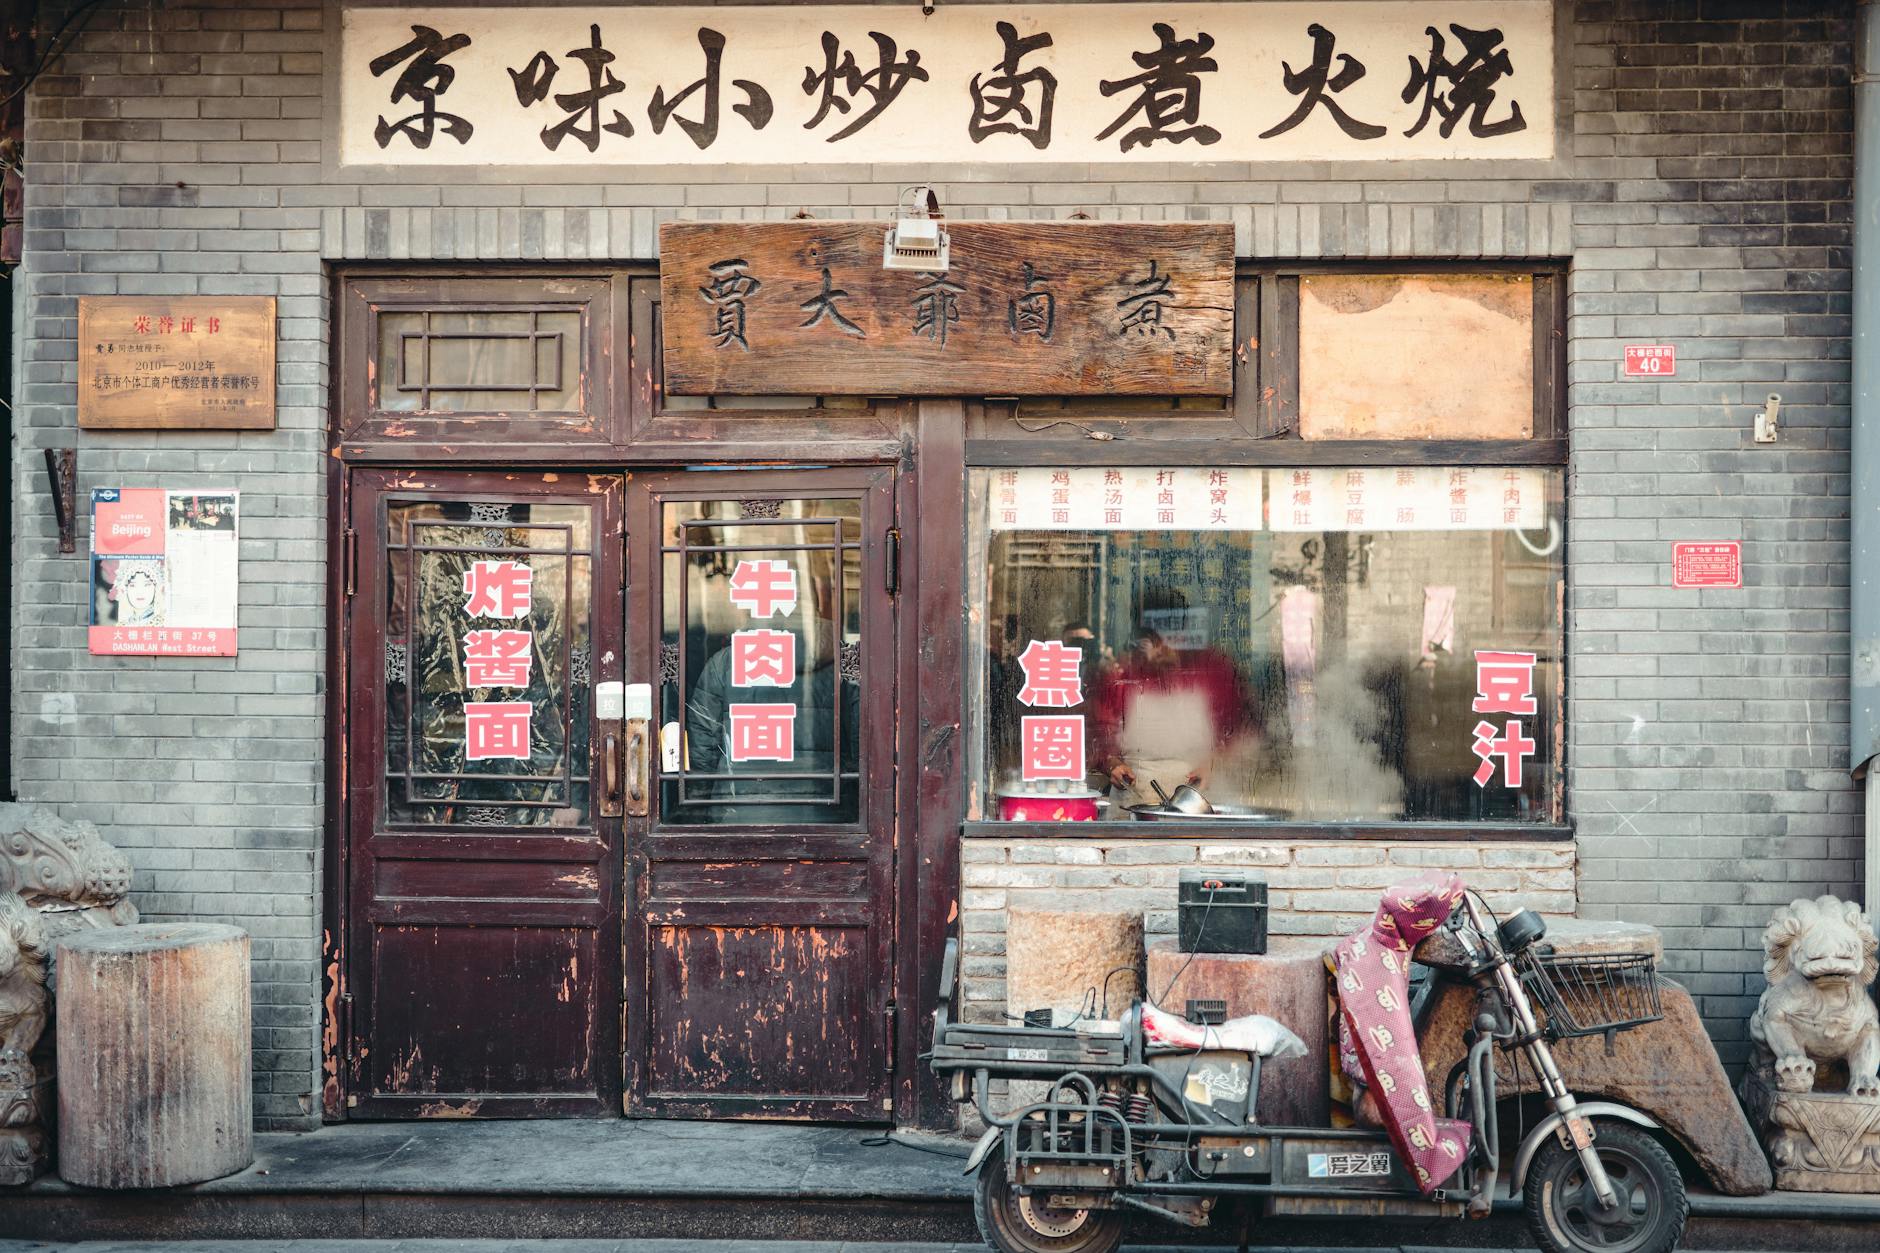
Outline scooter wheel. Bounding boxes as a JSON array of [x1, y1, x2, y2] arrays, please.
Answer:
[[973, 1142, 1124, 1253], [1524, 1120, 1688, 1253]]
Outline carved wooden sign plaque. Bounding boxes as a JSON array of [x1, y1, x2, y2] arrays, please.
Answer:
[[659, 221, 1234, 397], [78, 296, 276, 430]]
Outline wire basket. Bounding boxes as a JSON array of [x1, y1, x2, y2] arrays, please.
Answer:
[[1520, 951, 1664, 1038]]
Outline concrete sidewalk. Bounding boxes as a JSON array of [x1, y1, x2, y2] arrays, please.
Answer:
[[2, 1120, 1877, 1248]]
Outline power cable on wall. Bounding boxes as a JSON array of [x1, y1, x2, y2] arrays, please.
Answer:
[[0, 0, 110, 110]]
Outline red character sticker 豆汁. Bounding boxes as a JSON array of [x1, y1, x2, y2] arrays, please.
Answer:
[[1471, 650, 1537, 716]]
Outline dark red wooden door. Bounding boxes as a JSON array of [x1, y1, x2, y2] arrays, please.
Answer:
[[344, 468, 624, 1117], [624, 467, 898, 1120]]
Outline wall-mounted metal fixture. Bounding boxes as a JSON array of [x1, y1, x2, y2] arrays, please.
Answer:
[[883, 185, 948, 272], [1753, 393, 1782, 444], [44, 447, 76, 553]]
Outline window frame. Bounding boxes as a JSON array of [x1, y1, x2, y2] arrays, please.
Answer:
[[337, 272, 619, 448], [967, 260, 1567, 468], [963, 261, 1570, 843]]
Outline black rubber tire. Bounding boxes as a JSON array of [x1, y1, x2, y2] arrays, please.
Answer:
[[972, 1142, 1125, 1253], [1524, 1119, 1689, 1253]]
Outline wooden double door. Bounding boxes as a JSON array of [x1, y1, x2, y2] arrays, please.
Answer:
[[340, 465, 899, 1120]]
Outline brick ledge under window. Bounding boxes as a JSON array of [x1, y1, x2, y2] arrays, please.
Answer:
[[962, 821, 1573, 843]]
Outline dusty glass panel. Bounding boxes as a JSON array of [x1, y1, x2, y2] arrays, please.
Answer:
[[967, 467, 1564, 826], [384, 500, 592, 827], [376, 309, 583, 413], [657, 496, 862, 826], [1298, 274, 1534, 440]]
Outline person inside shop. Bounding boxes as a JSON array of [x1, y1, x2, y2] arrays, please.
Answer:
[[1090, 589, 1253, 809], [683, 558, 859, 824], [1061, 619, 1111, 688]]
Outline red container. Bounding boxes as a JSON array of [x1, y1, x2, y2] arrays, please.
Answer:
[[997, 790, 1100, 822]]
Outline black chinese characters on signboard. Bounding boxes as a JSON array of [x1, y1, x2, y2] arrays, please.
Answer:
[[365, 18, 1529, 154], [700, 252, 1185, 353]]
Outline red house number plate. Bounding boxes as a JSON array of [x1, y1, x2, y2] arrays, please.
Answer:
[[1623, 344, 1676, 376]]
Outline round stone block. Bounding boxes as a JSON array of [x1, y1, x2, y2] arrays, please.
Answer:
[[56, 922, 253, 1188]]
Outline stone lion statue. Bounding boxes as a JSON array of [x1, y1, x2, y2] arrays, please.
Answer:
[[0, 894, 46, 1066], [1748, 895, 1880, 1097]]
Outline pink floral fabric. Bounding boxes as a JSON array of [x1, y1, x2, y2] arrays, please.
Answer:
[[1333, 872, 1472, 1194]]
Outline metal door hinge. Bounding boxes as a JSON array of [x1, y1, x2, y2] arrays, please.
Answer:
[[885, 528, 901, 596], [343, 528, 358, 598], [885, 1001, 898, 1051]]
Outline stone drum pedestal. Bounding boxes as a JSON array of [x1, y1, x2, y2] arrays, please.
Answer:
[[56, 923, 252, 1188], [1147, 937, 1330, 1126]]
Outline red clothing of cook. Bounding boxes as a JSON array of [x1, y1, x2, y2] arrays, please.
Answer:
[[1090, 646, 1249, 780]]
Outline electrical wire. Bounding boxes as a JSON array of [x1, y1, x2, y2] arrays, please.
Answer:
[[1153, 886, 1217, 1007], [857, 1130, 971, 1159], [1099, 963, 1136, 1019], [0, 0, 109, 110], [1011, 416, 1119, 441]]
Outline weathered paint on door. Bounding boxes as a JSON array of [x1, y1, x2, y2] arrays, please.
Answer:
[[343, 468, 625, 1117], [624, 467, 898, 1120]]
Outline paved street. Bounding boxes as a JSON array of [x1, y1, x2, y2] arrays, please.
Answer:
[[3, 1242, 1700, 1253]]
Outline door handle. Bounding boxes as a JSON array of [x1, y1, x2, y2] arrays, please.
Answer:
[[625, 717, 650, 817], [602, 731, 621, 811]]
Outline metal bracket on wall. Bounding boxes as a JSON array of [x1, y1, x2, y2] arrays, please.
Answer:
[[43, 447, 75, 554], [1753, 393, 1782, 444]]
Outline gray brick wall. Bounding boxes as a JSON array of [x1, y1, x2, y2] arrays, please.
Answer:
[[9, 0, 1858, 1126]]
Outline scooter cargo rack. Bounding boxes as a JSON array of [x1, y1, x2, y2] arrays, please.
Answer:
[[931, 1020, 1131, 1073]]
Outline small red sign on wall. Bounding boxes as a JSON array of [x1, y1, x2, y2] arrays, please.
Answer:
[[1623, 344, 1676, 376], [1672, 542, 1742, 589]]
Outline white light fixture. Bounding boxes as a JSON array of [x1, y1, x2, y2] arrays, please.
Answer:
[[883, 185, 949, 272]]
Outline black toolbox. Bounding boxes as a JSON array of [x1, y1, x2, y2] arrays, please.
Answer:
[[1177, 869, 1269, 954]]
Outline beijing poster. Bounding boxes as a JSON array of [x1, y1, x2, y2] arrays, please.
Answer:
[[89, 488, 240, 657]]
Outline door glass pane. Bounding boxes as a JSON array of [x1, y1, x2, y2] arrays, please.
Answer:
[[658, 497, 863, 826], [384, 499, 593, 827]]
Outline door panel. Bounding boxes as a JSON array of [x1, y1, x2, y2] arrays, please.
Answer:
[[345, 469, 624, 1117], [625, 467, 897, 1120]]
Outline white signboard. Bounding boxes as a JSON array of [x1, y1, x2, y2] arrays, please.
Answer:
[[341, 4, 1555, 167], [989, 467, 1262, 531], [1267, 466, 1544, 532]]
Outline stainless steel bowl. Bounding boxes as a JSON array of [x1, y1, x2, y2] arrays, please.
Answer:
[[1125, 802, 1294, 822]]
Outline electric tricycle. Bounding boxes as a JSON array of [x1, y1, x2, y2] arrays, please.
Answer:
[[931, 885, 1688, 1253]]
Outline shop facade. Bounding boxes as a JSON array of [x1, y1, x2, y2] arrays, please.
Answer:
[[7, 0, 1866, 1134]]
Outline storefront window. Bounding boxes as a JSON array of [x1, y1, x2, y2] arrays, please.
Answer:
[[966, 467, 1564, 827]]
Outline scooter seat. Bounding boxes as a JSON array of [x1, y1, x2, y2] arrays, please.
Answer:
[[1141, 1002, 1307, 1059]]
